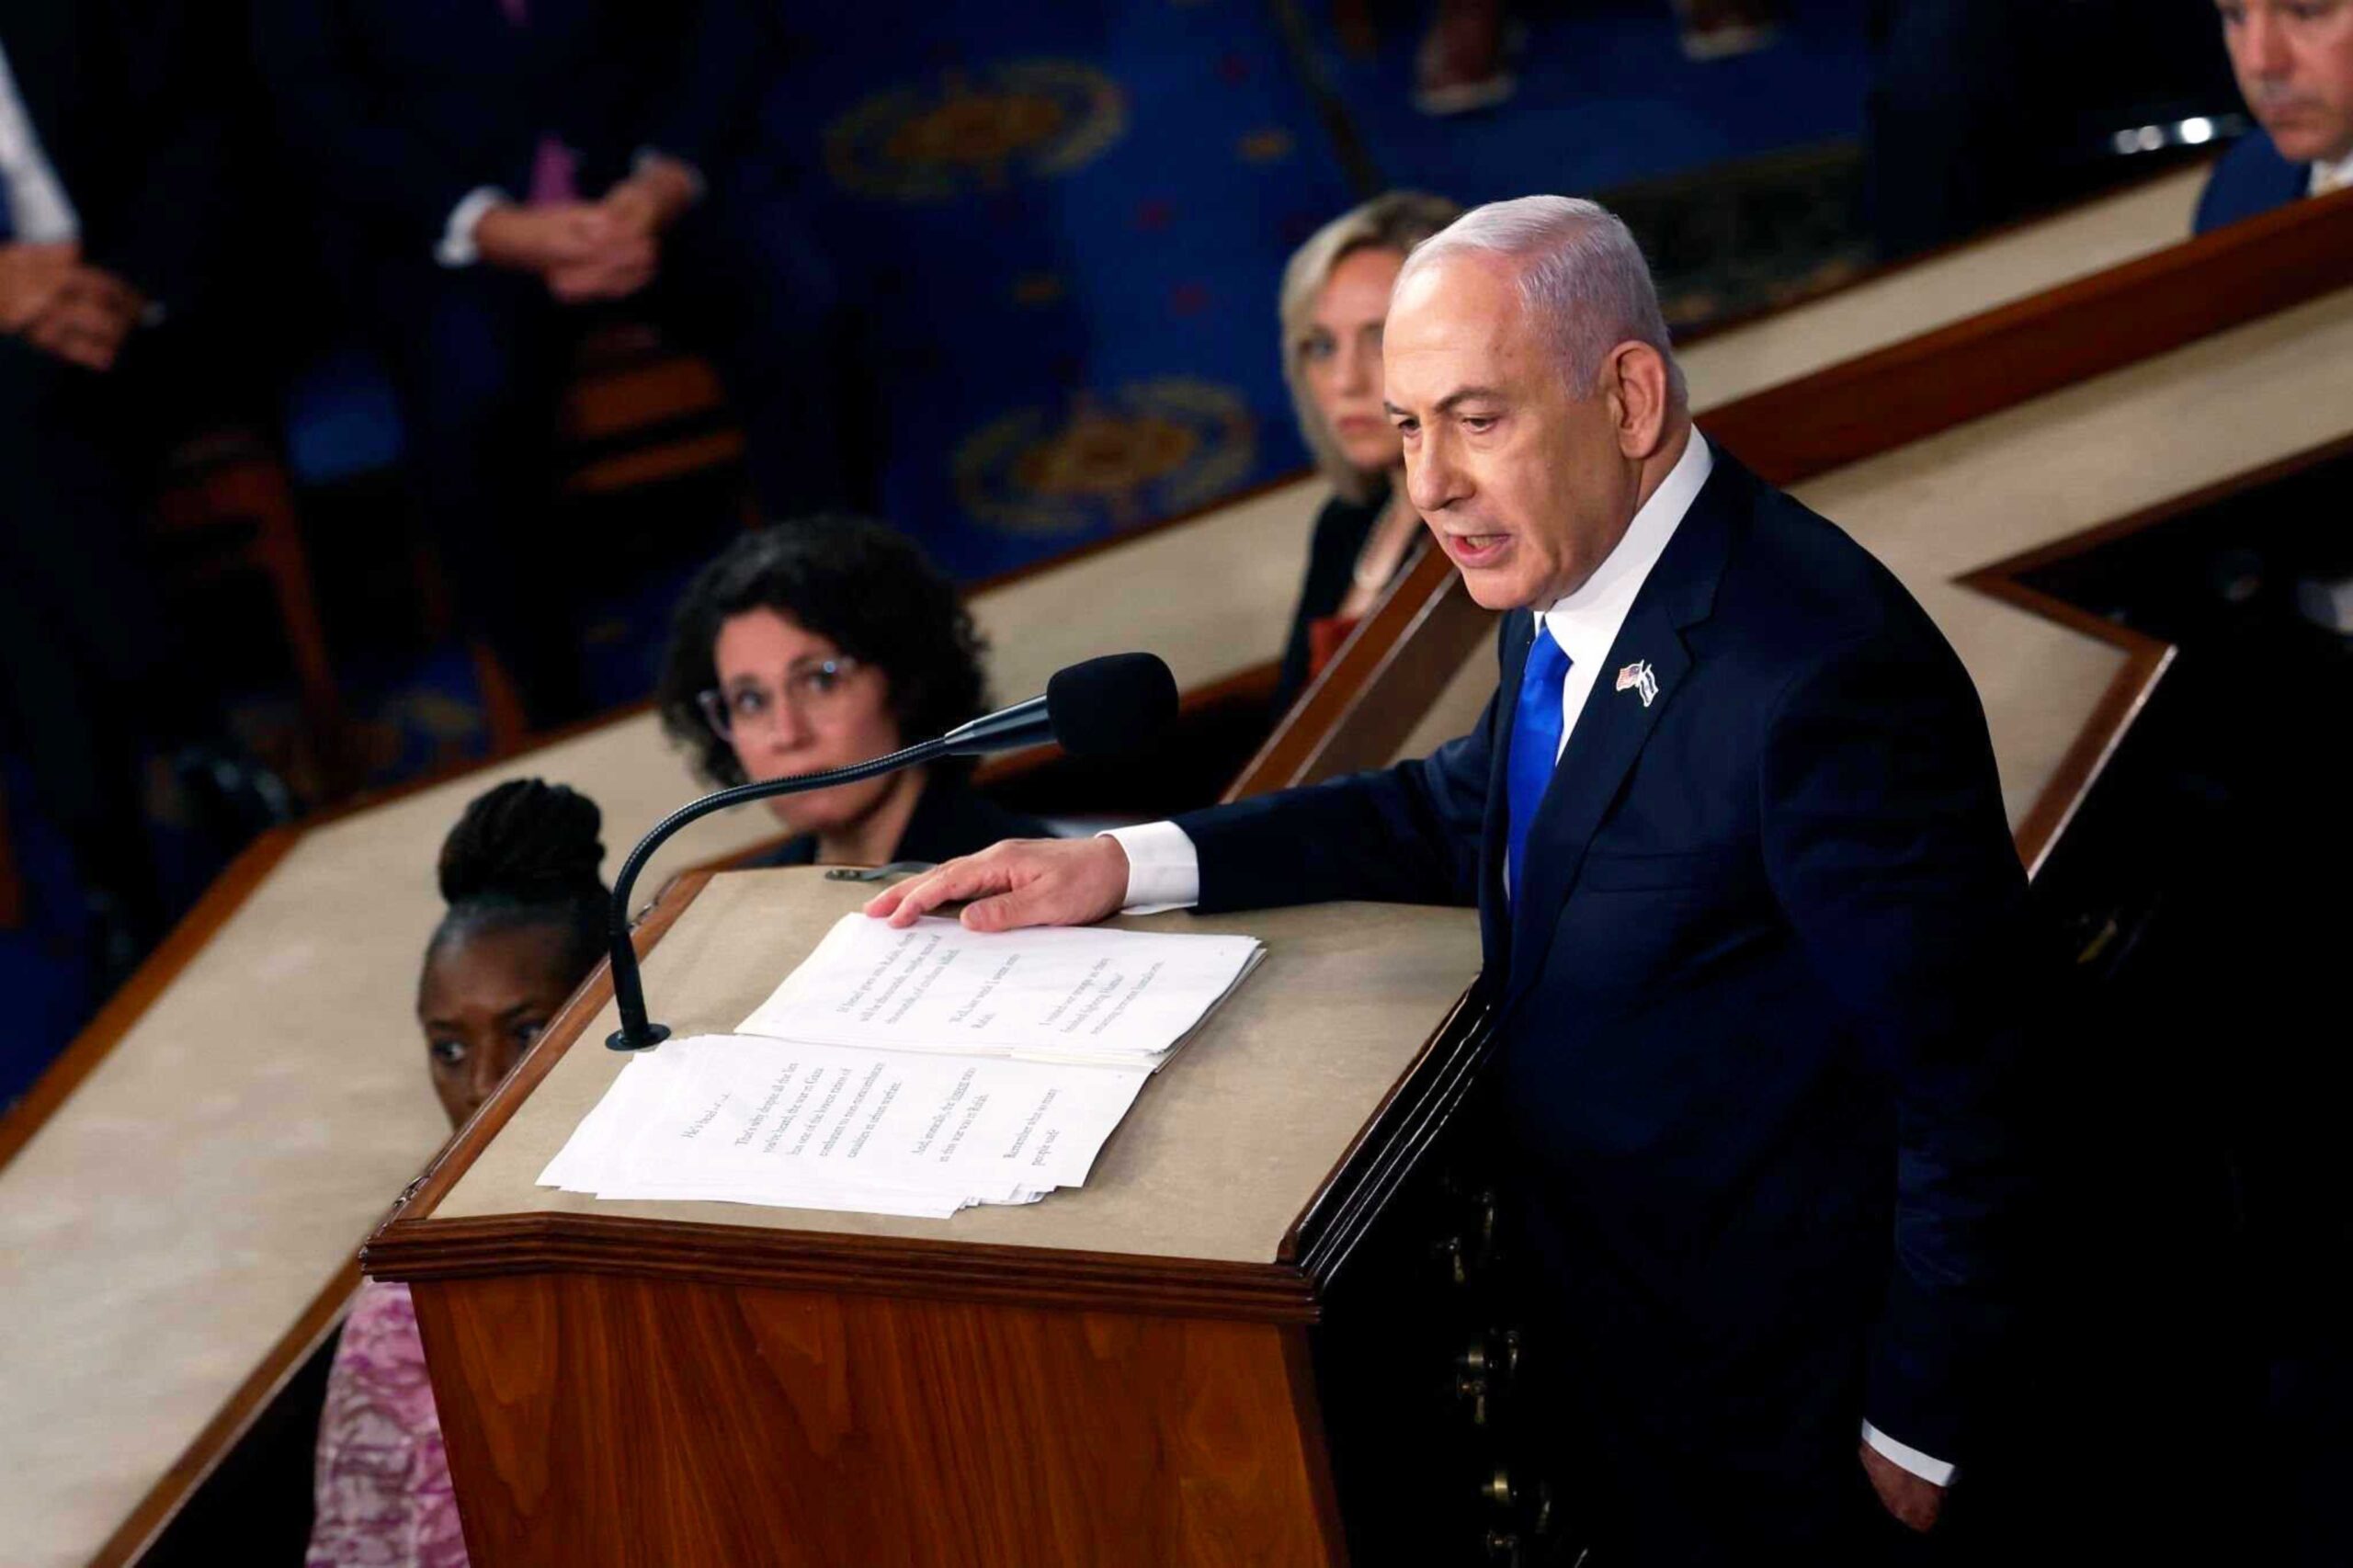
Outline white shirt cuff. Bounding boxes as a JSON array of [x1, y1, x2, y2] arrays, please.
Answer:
[[1861, 1421, 1954, 1487], [436, 187, 511, 267], [1098, 822, 1199, 913]]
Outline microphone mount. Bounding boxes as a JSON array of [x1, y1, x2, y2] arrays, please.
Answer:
[[603, 736, 946, 1051]]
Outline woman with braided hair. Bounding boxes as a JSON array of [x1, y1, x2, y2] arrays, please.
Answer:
[[414, 778, 608, 1128], [305, 778, 608, 1568]]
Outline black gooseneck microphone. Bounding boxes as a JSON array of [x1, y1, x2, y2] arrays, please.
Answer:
[[603, 652, 1178, 1051]]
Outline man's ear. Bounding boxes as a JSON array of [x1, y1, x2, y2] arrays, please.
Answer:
[[1608, 342, 1674, 460]]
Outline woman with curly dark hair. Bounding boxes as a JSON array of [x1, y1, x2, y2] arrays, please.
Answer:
[[657, 517, 1051, 868]]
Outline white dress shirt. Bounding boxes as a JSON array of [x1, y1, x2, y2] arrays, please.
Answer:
[[1106, 428, 1958, 1487], [2312, 149, 2353, 199], [1524, 428, 1711, 760], [0, 40, 80, 244]]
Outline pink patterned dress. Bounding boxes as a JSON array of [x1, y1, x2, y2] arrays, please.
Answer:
[[307, 1279, 471, 1568]]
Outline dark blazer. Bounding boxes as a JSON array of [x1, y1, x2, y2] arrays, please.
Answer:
[[1273, 483, 1388, 716], [2195, 128, 2312, 234], [752, 774, 1053, 870], [0, 0, 230, 309], [250, 0, 768, 249], [1175, 447, 2041, 1539]]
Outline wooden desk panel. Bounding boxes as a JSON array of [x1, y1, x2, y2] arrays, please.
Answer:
[[1678, 166, 2203, 410], [409, 1272, 1341, 1568]]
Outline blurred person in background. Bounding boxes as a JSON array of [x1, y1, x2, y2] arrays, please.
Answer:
[[1413, 0, 1519, 116], [1270, 191, 1460, 715], [308, 778, 607, 1568], [2198, 0, 2353, 230], [1868, 0, 2235, 258], [1408, 0, 1779, 117], [252, 0, 862, 729], [1, 0, 284, 977], [658, 517, 1051, 871]]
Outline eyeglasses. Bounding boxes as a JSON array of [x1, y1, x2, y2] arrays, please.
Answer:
[[697, 655, 864, 738]]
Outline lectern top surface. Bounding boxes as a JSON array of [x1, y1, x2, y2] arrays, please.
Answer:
[[431, 871, 1483, 1267]]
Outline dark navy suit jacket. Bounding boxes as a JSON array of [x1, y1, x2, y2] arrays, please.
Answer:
[[251, 0, 767, 249], [1174, 449, 2040, 1495], [0, 0, 230, 310], [2195, 129, 2312, 233]]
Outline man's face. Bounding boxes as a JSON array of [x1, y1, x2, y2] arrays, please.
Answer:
[[2219, 0, 2353, 165], [1383, 254, 1645, 611]]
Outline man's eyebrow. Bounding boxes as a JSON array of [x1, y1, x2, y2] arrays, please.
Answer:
[[1384, 387, 1507, 418], [1436, 386, 1506, 412]]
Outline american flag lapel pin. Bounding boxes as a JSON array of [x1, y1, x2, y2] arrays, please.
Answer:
[[1615, 659, 1658, 708]]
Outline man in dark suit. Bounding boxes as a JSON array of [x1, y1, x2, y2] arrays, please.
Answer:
[[870, 197, 2044, 1560], [252, 0, 859, 725], [2196, 0, 2353, 232], [1, 0, 259, 964]]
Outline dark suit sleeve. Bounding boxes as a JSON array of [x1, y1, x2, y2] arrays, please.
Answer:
[[250, 0, 483, 247], [1272, 493, 1366, 717], [1173, 620, 1504, 914], [1759, 626, 2044, 1464], [86, 0, 231, 310], [638, 0, 771, 176], [2193, 132, 2312, 235]]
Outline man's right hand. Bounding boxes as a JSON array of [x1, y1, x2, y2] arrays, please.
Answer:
[[25, 264, 145, 371], [473, 203, 652, 298], [864, 837, 1132, 932]]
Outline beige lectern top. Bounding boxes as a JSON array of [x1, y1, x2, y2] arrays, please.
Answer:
[[434, 869, 1483, 1267]]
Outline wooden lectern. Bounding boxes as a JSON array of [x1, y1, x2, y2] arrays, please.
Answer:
[[367, 869, 1564, 1567]]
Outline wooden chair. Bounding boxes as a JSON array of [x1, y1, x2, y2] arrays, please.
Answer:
[[557, 323, 748, 502], [153, 427, 349, 796], [469, 323, 752, 753]]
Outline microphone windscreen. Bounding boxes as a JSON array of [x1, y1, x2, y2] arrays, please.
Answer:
[[1045, 653, 1179, 758]]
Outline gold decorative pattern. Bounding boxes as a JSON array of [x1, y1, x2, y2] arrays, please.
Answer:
[[953, 379, 1257, 536], [826, 61, 1130, 201], [1235, 128, 1294, 164]]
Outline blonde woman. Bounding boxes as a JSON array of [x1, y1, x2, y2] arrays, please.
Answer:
[[1272, 190, 1462, 714]]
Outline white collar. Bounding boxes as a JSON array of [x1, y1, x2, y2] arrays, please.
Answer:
[[2312, 147, 2353, 197], [1534, 430, 1712, 664]]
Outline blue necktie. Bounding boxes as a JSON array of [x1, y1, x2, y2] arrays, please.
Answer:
[[1506, 625, 1571, 903], [0, 180, 15, 242]]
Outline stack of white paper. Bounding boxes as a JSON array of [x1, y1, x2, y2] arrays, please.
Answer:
[[539, 915, 1263, 1218], [737, 915, 1266, 1070], [539, 1034, 1154, 1217]]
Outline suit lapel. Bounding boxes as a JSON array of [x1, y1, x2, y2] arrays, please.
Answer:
[[1496, 446, 1744, 1014], [1478, 610, 1535, 974]]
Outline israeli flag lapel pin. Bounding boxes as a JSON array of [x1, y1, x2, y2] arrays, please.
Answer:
[[1615, 660, 1658, 708]]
